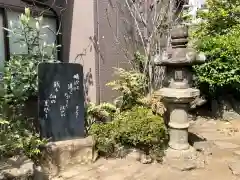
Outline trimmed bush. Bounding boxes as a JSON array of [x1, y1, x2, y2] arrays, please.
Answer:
[[89, 106, 167, 157]]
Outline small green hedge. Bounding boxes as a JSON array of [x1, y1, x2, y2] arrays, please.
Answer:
[[89, 106, 168, 157]]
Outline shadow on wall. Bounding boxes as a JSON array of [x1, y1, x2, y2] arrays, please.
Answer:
[[73, 36, 96, 104], [83, 68, 94, 104]]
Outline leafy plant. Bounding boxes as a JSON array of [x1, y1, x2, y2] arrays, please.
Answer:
[[22, 134, 48, 165], [138, 91, 166, 116], [107, 68, 147, 111], [85, 102, 117, 134], [133, 51, 146, 73], [89, 106, 167, 158], [3, 8, 59, 105], [0, 8, 58, 163], [192, 0, 240, 97], [194, 0, 240, 37]]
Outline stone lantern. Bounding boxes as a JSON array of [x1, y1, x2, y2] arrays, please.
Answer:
[[155, 25, 206, 159]]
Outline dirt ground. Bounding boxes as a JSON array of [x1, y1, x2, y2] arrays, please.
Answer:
[[57, 118, 240, 180]]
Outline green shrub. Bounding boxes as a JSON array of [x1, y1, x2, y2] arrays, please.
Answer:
[[192, 0, 240, 97], [89, 106, 167, 157], [194, 25, 240, 90]]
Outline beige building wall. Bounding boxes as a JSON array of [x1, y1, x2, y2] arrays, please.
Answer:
[[67, 0, 130, 104], [68, 0, 97, 103], [95, 0, 131, 103]]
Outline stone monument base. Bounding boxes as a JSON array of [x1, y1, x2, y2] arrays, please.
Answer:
[[163, 146, 205, 171], [164, 146, 197, 160], [40, 136, 98, 178]]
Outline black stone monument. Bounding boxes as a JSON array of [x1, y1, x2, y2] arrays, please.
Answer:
[[38, 63, 85, 141]]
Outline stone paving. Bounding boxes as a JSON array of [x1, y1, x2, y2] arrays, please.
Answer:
[[55, 118, 240, 180]]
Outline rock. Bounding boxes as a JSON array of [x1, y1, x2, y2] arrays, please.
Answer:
[[113, 145, 129, 158], [0, 174, 4, 180], [140, 154, 152, 164], [190, 96, 207, 109], [0, 159, 34, 180], [234, 151, 240, 157], [193, 141, 213, 155], [229, 161, 240, 176], [165, 159, 197, 171], [33, 165, 49, 180], [214, 141, 240, 149], [195, 155, 206, 169], [52, 177, 65, 180], [222, 111, 240, 121], [126, 149, 155, 164], [6, 156, 29, 167], [211, 96, 240, 120], [126, 148, 142, 161], [40, 136, 98, 178]]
